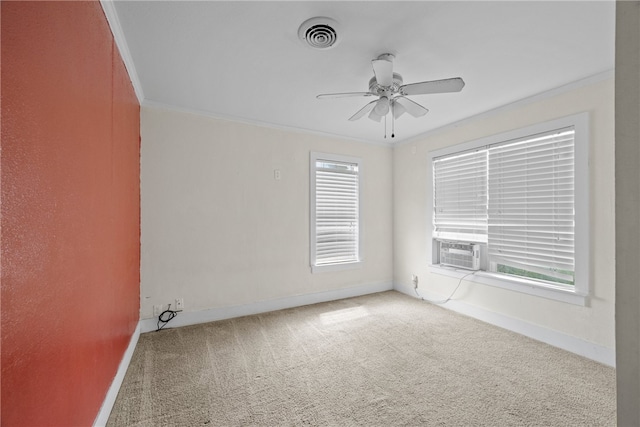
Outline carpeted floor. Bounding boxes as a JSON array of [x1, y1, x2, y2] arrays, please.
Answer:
[[107, 291, 616, 426]]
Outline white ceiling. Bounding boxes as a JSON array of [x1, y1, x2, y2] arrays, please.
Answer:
[[112, 1, 615, 144]]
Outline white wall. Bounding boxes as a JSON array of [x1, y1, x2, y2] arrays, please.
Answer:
[[141, 77, 616, 361], [393, 77, 615, 351], [140, 106, 393, 319]]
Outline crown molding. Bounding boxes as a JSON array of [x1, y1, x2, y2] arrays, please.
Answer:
[[141, 100, 393, 148], [396, 69, 615, 147], [100, 0, 145, 103]]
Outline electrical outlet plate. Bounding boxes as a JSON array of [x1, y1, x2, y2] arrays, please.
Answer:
[[175, 298, 184, 310]]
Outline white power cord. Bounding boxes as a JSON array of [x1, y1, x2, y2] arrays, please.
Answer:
[[414, 270, 476, 304]]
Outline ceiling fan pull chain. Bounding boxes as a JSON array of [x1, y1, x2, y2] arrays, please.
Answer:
[[384, 114, 387, 138], [391, 103, 395, 138]]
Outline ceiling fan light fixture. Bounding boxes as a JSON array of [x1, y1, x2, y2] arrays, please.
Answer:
[[374, 96, 390, 116], [368, 109, 383, 122], [298, 17, 341, 49]]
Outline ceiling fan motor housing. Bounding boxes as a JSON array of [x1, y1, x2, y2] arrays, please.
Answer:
[[369, 73, 404, 94], [298, 17, 341, 49]]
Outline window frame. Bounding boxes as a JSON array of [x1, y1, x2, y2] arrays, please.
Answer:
[[427, 113, 589, 305], [310, 152, 363, 273]]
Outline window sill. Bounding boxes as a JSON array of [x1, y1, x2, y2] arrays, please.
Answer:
[[429, 265, 588, 306], [312, 261, 362, 274]]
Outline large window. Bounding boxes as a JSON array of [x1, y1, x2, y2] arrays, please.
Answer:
[[310, 152, 362, 273], [429, 114, 589, 302]]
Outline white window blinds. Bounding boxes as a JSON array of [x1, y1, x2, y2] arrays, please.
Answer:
[[433, 150, 488, 243], [312, 156, 360, 267], [487, 129, 575, 284]]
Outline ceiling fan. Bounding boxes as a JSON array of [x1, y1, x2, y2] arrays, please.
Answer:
[[317, 53, 465, 138]]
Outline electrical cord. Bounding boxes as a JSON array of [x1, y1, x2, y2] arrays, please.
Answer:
[[156, 304, 182, 332], [414, 270, 476, 304]]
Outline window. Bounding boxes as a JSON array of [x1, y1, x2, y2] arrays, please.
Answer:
[[429, 113, 589, 302], [310, 152, 362, 273]]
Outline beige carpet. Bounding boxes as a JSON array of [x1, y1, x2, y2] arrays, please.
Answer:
[[107, 291, 615, 426]]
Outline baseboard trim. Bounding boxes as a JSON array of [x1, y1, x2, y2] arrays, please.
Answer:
[[140, 282, 393, 333], [93, 322, 141, 427], [394, 283, 615, 367]]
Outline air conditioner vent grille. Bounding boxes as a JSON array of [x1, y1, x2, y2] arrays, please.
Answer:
[[439, 242, 480, 270], [298, 17, 340, 49]]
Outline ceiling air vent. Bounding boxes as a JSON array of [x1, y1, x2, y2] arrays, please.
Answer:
[[298, 17, 340, 50]]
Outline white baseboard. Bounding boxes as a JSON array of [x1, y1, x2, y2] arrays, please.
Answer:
[[140, 282, 393, 333], [93, 322, 141, 427], [394, 282, 615, 367]]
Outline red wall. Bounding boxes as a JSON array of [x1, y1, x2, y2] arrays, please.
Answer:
[[1, 2, 140, 425]]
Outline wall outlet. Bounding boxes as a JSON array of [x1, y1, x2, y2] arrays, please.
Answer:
[[175, 298, 184, 311], [153, 304, 163, 316], [412, 274, 419, 288]]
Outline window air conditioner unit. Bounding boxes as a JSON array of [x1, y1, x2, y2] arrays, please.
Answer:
[[439, 241, 481, 270]]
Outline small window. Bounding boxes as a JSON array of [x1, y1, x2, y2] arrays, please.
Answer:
[[310, 152, 362, 273], [429, 113, 589, 299]]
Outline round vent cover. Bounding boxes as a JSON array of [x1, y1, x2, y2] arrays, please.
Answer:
[[298, 17, 340, 49]]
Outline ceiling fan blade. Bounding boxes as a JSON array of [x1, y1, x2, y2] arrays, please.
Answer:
[[391, 99, 406, 119], [316, 92, 376, 99], [394, 96, 429, 118], [400, 77, 465, 96], [348, 100, 378, 121], [372, 58, 393, 87]]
